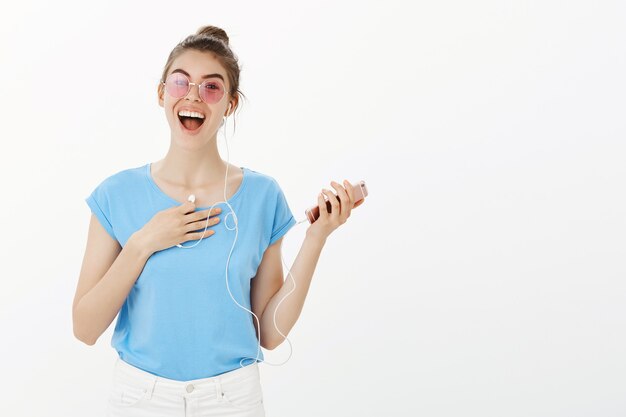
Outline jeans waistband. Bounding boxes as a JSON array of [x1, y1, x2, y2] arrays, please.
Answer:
[[113, 357, 260, 398]]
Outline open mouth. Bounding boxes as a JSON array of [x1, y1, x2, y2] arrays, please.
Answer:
[[178, 115, 205, 132]]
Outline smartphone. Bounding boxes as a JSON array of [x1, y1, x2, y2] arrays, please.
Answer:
[[305, 180, 368, 223]]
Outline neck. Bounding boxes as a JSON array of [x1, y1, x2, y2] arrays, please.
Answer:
[[154, 143, 231, 188]]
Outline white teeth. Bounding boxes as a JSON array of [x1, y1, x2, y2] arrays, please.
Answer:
[[178, 110, 205, 119]]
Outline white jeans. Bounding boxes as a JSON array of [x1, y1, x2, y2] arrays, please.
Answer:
[[106, 357, 266, 417]]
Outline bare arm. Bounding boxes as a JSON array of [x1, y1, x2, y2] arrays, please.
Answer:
[[252, 180, 362, 349], [73, 201, 220, 345], [72, 214, 152, 345], [251, 232, 326, 350], [263, 233, 325, 349]]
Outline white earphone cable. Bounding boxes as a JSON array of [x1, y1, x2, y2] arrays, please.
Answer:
[[176, 104, 306, 368]]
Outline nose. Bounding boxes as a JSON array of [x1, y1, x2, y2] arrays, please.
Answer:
[[185, 83, 202, 102]]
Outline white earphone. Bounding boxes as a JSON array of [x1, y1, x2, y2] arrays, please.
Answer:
[[176, 100, 308, 368]]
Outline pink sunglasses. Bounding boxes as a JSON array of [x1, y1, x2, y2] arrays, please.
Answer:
[[161, 72, 227, 104]]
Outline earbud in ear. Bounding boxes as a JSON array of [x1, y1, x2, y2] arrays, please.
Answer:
[[225, 103, 232, 117]]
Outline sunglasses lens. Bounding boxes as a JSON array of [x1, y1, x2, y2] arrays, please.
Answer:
[[199, 81, 225, 104], [165, 73, 190, 98], [165, 73, 226, 104]]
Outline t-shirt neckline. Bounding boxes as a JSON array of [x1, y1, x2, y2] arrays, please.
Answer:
[[144, 162, 248, 209]]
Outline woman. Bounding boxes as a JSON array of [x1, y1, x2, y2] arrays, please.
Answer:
[[72, 25, 363, 416]]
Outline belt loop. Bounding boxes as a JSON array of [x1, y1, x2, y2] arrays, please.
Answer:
[[215, 381, 224, 402], [145, 375, 157, 400]]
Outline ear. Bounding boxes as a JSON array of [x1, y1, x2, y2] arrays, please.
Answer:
[[225, 95, 239, 117], [157, 83, 164, 108]]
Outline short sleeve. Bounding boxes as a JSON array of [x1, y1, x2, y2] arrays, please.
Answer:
[[85, 181, 117, 241], [269, 180, 296, 246]]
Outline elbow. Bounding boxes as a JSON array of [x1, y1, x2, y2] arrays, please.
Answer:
[[261, 336, 283, 351], [72, 307, 97, 346], [73, 326, 97, 346], [260, 335, 270, 350], [260, 336, 275, 350], [80, 336, 97, 346]]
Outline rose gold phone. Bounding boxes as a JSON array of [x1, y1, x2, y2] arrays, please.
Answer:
[[305, 180, 368, 223]]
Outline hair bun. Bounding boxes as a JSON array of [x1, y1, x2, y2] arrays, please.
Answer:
[[195, 25, 229, 46]]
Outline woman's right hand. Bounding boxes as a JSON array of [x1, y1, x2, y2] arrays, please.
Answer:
[[133, 200, 222, 255]]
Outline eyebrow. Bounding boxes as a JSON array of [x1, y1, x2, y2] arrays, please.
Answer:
[[171, 68, 225, 82]]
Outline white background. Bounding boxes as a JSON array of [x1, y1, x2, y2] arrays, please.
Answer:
[[0, 0, 625, 416]]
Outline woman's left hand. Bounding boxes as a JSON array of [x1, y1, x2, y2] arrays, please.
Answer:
[[306, 179, 364, 242]]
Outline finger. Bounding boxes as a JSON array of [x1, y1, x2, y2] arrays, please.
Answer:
[[318, 191, 329, 220], [186, 229, 216, 241], [342, 180, 356, 206], [192, 206, 222, 221], [183, 207, 219, 225], [322, 189, 339, 218], [187, 216, 220, 232], [330, 180, 350, 220], [330, 181, 349, 204], [179, 200, 196, 214]]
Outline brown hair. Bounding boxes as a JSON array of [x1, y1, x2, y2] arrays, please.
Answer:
[[159, 25, 246, 118]]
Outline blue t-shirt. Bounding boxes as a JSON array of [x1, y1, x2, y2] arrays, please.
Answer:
[[85, 162, 296, 381]]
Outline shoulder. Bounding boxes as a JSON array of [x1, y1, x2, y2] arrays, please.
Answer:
[[96, 163, 146, 191], [244, 167, 283, 193]]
